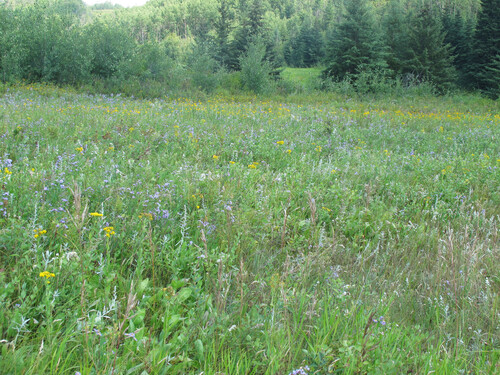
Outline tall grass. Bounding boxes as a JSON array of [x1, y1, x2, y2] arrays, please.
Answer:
[[0, 83, 498, 374]]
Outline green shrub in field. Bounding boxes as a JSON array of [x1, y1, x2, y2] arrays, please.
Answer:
[[239, 39, 273, 94]]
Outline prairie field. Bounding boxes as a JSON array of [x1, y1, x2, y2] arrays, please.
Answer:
[[0, 84, 498, 374]]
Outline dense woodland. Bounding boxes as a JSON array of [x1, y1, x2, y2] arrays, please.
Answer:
[[0, 0, 498, 97]]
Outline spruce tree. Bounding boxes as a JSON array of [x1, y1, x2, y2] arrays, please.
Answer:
[[471, 0, 500, 97], [383, 0, 412, 76], [442, 10, 475, 88], [215, 0, 234, 68], [323, 0, 387, 81], [404, 2, 456, 91]]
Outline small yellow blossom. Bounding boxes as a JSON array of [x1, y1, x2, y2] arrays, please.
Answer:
[[248, 164, 256, 169], [276, 141, 284, 145], [90, 212, 103, 217], [75, 147, 83, 153], [103, 226, 115, 237], [139, 213, 153, 220], [4, 168, 12, 175], [34, 228, 47, 239], [129, 127, 135, 132], [229, 161, 235, 164], [39, 271, 55, 283], [213, 155, 219, 160], [287, 149, 292, 154]]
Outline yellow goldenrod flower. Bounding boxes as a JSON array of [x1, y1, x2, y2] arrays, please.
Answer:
[[34, 228, 47, 239], [103, 226, 115, 237], [39, 271, 55, 283]]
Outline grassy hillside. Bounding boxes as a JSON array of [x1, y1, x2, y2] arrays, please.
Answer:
[[0, 83, 498, 374]]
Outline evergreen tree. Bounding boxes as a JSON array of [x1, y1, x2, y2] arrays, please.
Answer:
[[404, 2, 456, 91], [383, 0, 412, 76], [214, 0, 234, 68], [228, 0, 267, 70], [470, 0, 500, 97], [323, 0, 387, 81], [441, 11, 474, 88]]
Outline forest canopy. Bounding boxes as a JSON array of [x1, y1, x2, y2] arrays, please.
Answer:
[[0, 0, 498, 97]]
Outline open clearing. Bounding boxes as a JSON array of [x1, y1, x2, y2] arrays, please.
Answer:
[[0, 85, 498, 374]]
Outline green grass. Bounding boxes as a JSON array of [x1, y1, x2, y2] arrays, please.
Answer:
[[279, 68, 323, 92], [0, 83, 498, 374]]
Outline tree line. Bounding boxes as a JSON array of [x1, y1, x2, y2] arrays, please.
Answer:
[[0, 0, 498, 97]]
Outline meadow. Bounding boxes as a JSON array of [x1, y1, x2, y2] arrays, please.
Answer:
[[0, 83, 498, 374]]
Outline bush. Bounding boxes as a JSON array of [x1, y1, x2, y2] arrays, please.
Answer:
[[239, 39, 272, 94]]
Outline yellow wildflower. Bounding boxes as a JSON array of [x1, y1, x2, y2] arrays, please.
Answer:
[[39, 271, 55, 283], [103, 226, 115, 237], [90, 212, 103, 217], [34, 228, 47, 239], [276, 141, 284, 145]]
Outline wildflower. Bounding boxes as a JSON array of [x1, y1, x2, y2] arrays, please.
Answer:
[[229, 161, 235, 164], [276, 140, 284, 145], [90, 212, 103, 217], [248, 164, 256, 169], [103, 226, 115, 237], [75, 147, 83, 153], [39, 271, 55, 283], [139, 213, 153, 220], [34, 228, 47, 239], [4, 168, 12, 175], [331, 169, 337, 173], [315, 145, 322, 152], [213, 155, 219, 160], [129, 127, 135, 132]]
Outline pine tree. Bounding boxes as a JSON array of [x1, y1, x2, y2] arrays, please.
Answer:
[[442, 10, 474, 88], [215, 0, 234, 68], [404, 2, 456, 91], [228, 0, 267, 70], [471, 0, 500, 97], [323, 0, 387, 81], [383, 0, 412, 76]]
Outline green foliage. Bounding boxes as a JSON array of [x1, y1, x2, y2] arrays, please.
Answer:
[[187, 43, 224, 93], [0, 84, 498, 373], [404, 2, 456, 91], [470, 0, 500, 98], [323, 0, 388, 83], [239, 39, 272, 94]]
